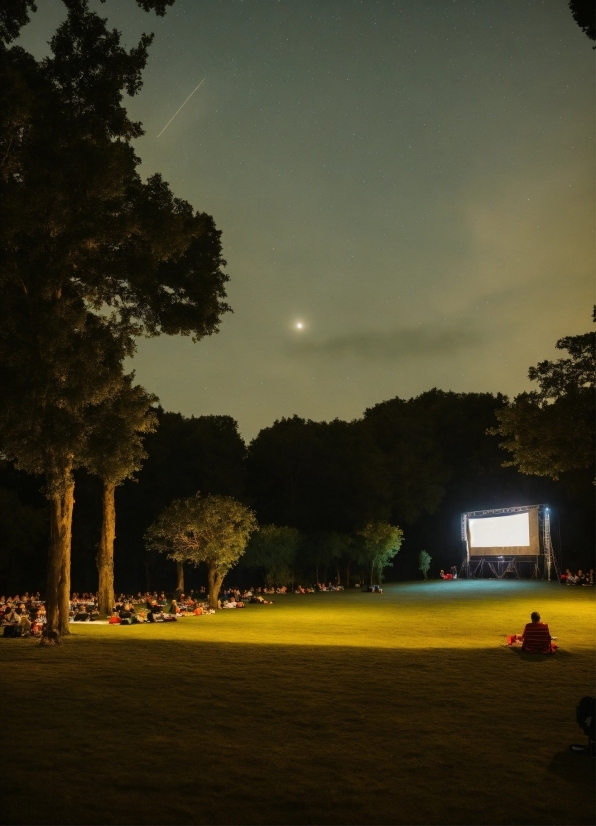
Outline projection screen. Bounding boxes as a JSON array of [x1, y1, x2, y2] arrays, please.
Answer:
[[466, 508, 540, 556]]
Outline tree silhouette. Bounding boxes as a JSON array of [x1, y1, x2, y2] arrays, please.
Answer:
[[491, 316, 595, 480], [146, 495, 257, 609], [0, 1, 230, 637], [84, 376, 157, 614], [568, 1, 595, 44]]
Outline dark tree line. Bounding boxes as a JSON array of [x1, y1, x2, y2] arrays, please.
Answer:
[[2, 376, 592, 595], [0, 0, 229, 637]]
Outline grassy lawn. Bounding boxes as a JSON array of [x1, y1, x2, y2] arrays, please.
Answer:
[[0, 581, 594, 825]]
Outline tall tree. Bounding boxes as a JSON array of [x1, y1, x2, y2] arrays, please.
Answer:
[[246, 417, 389, 533], [84, 376, 157, 614], [568, 1, 595, 44], [242, 525, 301, 587], [356, 522, 403, 586], [362, 394, 452, 525], [117, 411, 246, 591], [146, 494, 257, 609], [418, 550, 432, 580], [491, 319, 595, 479], [0, 1, 230, 637], [0, 303, 129, 637]]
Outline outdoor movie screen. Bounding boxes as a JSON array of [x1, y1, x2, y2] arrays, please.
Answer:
[[467, 509, 540, 556]]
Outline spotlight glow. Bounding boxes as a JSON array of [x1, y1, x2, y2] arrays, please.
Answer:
[[296, 322, 304, 329]]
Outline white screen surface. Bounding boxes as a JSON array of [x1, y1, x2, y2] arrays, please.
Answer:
[[468, 513, 530, 548]]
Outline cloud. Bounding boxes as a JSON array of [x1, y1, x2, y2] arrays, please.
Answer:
[[288, 325, 483, 361]]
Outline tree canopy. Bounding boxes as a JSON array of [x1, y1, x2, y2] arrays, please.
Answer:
[[0, 0, 231, 636], [491, 318, 595, 480], [146, 494, 257, 607], [243, 525, 301, 587], [356, 522, 403, 586]]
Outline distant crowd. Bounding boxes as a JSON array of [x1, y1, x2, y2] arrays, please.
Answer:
[[0, 581, 353, 637], [0, 585, 286, 636], [560, 569, 594, 586]]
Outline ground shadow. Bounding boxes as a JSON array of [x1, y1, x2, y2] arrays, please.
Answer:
[[0, 637, 593, 825], [548, 748, 595, 785]]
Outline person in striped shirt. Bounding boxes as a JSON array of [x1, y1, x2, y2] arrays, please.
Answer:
[[521, 611, 557, 654]]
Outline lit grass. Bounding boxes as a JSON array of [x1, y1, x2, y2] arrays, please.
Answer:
[[0, 582, 594, 825]]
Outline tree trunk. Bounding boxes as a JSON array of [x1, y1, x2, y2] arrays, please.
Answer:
[[97, 482, 116, 615], [46, 472, 75, 639], [336, 564, 341, 586], [207, 565, 224, 609], [176, 560, 185, 593], [345, 565, 350, 589], [315, 563, 319, 587], [370, 560, 375, 587]]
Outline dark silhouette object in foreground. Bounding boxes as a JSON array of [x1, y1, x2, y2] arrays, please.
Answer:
[[571, 696, 595, 757]]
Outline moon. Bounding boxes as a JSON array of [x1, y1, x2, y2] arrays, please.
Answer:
[[296, 322, 303, 329]]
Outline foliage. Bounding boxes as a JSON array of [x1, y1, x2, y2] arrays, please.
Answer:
[[300, 531, 350, 585], [0, 0, 174, 47], [84, 376, 158, 487], [491, 320, 595, 479], [568, 0, 595, 43], [356, 522, 403, 585], [362, 395, 452, 524], [0, 302, 129, 495], [145, 494, 257, 604], [243, 524, 301, 586], [246, 416, 390, 533], [418, 550, 432, 580], [137, 411, 246, 508], [0, 0, 230, 630]]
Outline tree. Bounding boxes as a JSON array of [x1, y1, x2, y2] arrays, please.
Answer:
[[356, 522, 403, 586], [84, 376, 157, 614], [491, 319, 595, 480], [300, 531, 348, 587], [246, 417, 390, 533], [146, 494, 257, 608], [116, 411, 246, 591], [362, 395, 452, 525], [242, 525, 301, 587], [0, 1, 230, 637], [568, 1, 595, 44], [0, 304, 130, 637], [418, 550, 431, 580]]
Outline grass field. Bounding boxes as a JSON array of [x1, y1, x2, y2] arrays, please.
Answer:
[[0, 581, 594, 825]]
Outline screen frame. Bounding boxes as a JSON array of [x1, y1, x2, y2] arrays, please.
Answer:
[[462, 506, 542, 559]]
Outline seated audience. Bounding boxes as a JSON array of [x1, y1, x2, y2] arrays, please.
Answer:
[[508, 611, 557, 654]]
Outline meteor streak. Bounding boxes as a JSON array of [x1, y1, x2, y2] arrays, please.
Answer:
[[157, 78, 205, 137]]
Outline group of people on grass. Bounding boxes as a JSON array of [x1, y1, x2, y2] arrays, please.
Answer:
[[560, 569, 594, 586], [439, 567, 459, 580], [0, 593, 46, 637], [0, 590, 567, 656]]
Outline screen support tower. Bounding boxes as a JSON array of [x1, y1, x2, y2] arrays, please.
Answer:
[[461, 504, 558, 581], [542, 508, 560, 581]]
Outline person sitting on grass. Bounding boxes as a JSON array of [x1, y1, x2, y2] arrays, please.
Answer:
[[508, 611, 557, 654]]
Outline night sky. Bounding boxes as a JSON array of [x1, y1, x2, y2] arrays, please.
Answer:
[[19, 1, 594, 439]]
